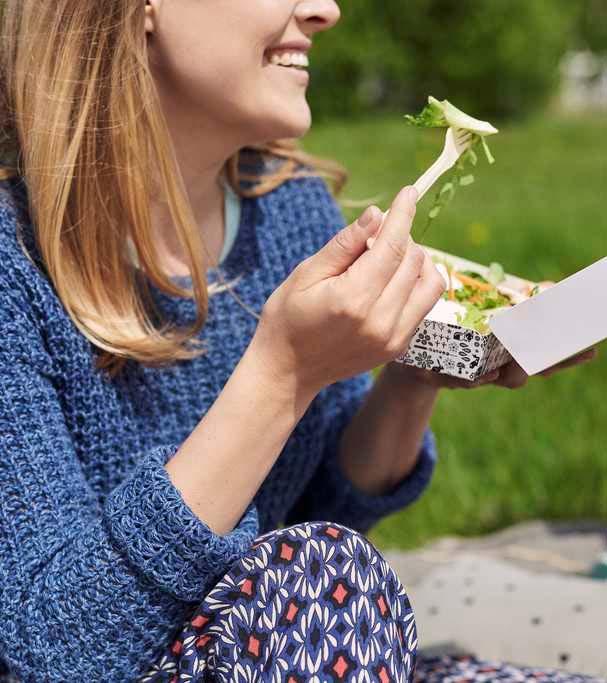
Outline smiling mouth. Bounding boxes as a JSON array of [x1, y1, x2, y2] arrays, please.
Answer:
[[262, 51, 309, 71], [274, 64, 307, 70]]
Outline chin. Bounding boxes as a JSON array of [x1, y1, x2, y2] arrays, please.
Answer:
[[255, 104, 312, 142]]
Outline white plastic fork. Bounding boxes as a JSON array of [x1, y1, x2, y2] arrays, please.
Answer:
[[411, 126, 473, 202], [366, 126, 473, 248]]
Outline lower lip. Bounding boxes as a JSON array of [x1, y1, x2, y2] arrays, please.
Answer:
[[270, 64, 309, 84]]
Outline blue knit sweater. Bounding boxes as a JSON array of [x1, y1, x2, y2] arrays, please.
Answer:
[[0, 163, 437, 682]]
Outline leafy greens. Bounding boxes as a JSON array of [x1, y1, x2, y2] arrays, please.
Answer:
[[404, 96, 499, 237], [438, 258, 513, 334]]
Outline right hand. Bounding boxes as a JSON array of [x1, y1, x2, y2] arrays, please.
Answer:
[[250, 185, 446, 397]]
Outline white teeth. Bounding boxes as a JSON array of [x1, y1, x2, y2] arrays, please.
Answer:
[[268, 51, 309, 68]]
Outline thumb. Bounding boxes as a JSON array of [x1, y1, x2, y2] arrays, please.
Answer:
[[305, 206, 382, 281], [366, 210, 389, 250]]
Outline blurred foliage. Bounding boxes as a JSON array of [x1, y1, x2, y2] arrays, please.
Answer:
[[308, 0, 583, 122], [301, 111, 607, 549], [572, 0, 607, 54]]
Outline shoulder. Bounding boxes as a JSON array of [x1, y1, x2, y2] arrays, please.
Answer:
[[239, 148, 345, 234], [0, 179, 57, 365], [0, 178, 44, 283], [260, 165, 347, 259]]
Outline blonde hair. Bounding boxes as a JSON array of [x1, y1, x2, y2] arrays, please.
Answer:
[[0, 0, 370, 377]]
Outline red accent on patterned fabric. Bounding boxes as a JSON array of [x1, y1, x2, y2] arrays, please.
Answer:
[[378, 665, 390, 683], [377, 594, 389, 616], [332, 582, 349, 605], [196, 635, 211, 648], [170, 676, 178, 683], [191, 614, 209, 629], [241, 578, 254, 595], [325, 526, 340, 538], [286, 601, 299, 621], [332, 655, 350, 678], [170, 639, 183, 655], [280, 543, 294, 561], [247, 635, 260, 657]]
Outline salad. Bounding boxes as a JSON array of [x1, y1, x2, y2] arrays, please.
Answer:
[[432, 256, 545, 334], [403, 96, 499, 232], [402, 97, 551, 334]]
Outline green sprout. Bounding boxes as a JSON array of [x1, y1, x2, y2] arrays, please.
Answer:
[[404, 96, 499, 239]]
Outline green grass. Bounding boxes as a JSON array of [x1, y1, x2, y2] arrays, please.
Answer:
[[301, 112, 607, 550]]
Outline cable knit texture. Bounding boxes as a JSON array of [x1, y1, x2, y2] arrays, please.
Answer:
[[0, 156, 438, 682]]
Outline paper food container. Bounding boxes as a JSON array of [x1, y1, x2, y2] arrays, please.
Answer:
[[393, 246, 538, 381], [395, 247, 607, 380]]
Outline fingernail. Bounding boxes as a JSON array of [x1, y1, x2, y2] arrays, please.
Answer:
[[408, 186, 419, 202], [358, 207, 373, 228]]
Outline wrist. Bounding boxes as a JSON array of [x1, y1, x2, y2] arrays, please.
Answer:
[[244, 333, 319, 417], [379, 362, 442, 402]]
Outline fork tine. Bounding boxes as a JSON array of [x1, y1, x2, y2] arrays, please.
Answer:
[[413, 126, 475, 202], [456, 132, 474, 149], [455, 128, 472, 143]]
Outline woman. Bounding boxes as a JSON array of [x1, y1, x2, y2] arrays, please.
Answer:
[[0, 1, 598, 681]]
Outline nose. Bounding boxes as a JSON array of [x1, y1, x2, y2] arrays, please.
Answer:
[[295, 0, 341, 35]]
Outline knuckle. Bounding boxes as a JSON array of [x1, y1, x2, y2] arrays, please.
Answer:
[[385, 238, 407, 262], [503, 376, 523, 389], [327, 296, 348, 320], [261, 293, 280, 320], [350, 299, 370, 323], [330, 294, 368, 324], [407, 245, 425, 273], [361, 318, 392, 347], [386, 335, 408, 357], [429, 271, 447, 298], [290, 258, 309, 281], [333, 226, 356, 254]]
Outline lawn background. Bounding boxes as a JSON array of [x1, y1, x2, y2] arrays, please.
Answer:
[[301, 112, 607, 550]]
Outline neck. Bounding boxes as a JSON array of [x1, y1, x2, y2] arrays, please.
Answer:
[[149, 85, 248, 275]]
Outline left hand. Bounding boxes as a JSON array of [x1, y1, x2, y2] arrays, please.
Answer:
[[386, 347, 599, 391]]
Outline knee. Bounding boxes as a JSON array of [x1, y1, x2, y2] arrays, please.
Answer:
[[252, 520, 392, 586], [249, 521, 415, 650], [257, 520, 373, 553]]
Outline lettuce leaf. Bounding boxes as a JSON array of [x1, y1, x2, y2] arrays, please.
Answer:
[[404, 95, 498, 165], [455, 304, 491, 335]]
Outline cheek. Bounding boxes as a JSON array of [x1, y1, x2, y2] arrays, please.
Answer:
[[154, 28, 268, 108], [164, 47, 302, 125], [150, 5, 309, 132]]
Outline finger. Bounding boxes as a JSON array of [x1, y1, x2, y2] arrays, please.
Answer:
[[302, 205, 383, 282], [366, 212, 388, 250], [349, 186, 418, 299], [493, 360, 529, 389], [472, 370, 501, 387], [372, 238, 424, 329], [539, 348, 598, 377], [393, 249, 446, 344]]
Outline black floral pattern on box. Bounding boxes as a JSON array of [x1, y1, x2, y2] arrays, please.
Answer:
[[394, 320, 512, 381]]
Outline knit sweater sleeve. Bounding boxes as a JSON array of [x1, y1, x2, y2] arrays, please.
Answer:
[[0, 223, 258, 678], [284, 372, 438, 534], [283, 175, 438, 533]]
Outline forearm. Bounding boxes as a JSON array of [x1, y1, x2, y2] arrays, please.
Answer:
[[337, 363, 439, 496], [165, 334, 317, 536]]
